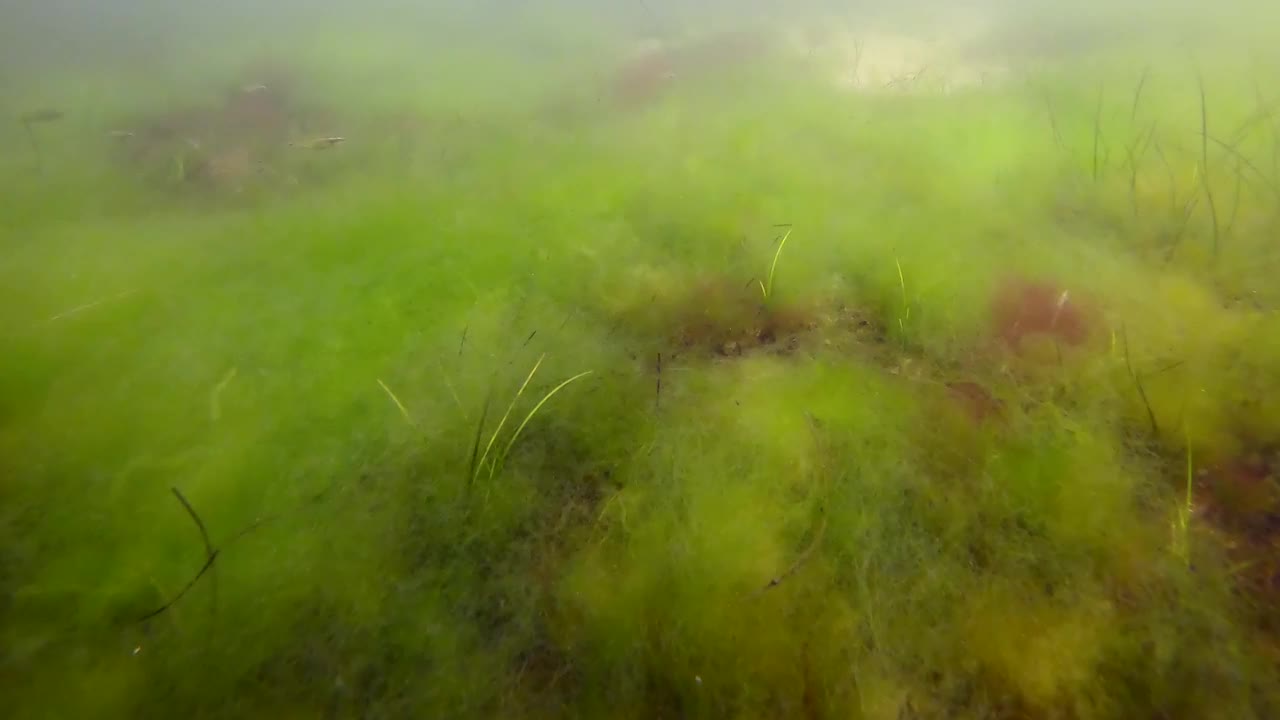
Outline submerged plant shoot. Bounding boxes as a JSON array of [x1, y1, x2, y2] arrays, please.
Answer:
[[4, 0, 1280, 717]]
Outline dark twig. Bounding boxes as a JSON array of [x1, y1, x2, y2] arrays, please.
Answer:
[[1226, 155, 1243, 236], [136, 481, 337, 624], [1148, 359, 1186, 378], [1153, 138, 1178, 213], [18, 109, 62, 167], [137, 549, 220, 623], [1127, 120, 1158, 216], [1166, 194, 1201, 262], [138, 488, 220, 624], [170, 488, 218, 627], [458, 325, 468, 357], [1196, 69, 1221, 257], [1121, 324, 1159, 437], [1206, 133, 1280, 204], [467, 388, 493, 493], [757, 512, 827, 595], [655, 352, 662, 411], [557, 308, 577, 332], [171, 488, 213, 558], [1129, 66, 1149, 125]]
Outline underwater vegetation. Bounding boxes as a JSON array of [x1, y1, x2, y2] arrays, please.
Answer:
[[2, 2, 1280, 718]]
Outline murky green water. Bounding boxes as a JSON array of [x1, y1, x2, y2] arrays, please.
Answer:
[[3, 2, 1279, 717]]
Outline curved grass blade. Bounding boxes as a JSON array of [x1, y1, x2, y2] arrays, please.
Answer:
[[476, 353, 545, 481], [763, 227, 793, 299], [466, 387, 493, 493], [492, 370, 594, 478]]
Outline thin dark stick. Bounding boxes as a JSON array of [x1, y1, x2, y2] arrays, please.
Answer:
[[458, 325, 468, 357], [1127, 121, 1158, 216], [22, 121, 41, 166], [1129, 66, 1150, 125], [523, 330, 537, 347], [1121, 324, 1159, 437], [910, 65, 930, 88], [136, 480, 337, 624], [1226, 155, 1243, 236], [1272, 118, 1280, 187], [1197, 69, 1221, 257], [1148, 359, 1186, 378], [1206, 133, 1280, 203], [757, 513, 827, 595], [1165, 194, 1201, 262], [137, 549, 220, 623], [1263, 71, 1280, 188], [467, 389, 493, 492], [221, 480, 336, 549], [655, 352, 662, 410], [171, 488, 214, 557], [171, 487, 220, 632], [1042, 91, 1063, 150]]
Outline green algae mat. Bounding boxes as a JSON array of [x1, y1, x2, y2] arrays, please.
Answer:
[[2, 3, 1280, 718]]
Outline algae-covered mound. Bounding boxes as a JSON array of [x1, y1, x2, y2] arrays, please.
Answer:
[[2, 2, 1280, 719]]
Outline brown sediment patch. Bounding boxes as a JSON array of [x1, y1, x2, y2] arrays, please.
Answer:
[[606, 30, 773, 111], [945, 380, 1005, 425], [989, 276, 1104, 357], [1195, 447, 1280, 623], [110, 59, 340, 194], [611, 45, 678, 109], [610, 271, 898, 380], [653, 276, 875, 362]]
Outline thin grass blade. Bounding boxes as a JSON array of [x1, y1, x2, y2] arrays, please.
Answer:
[[493, 370, 594, 477]]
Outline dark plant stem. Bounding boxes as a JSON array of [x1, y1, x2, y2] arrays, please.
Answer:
[[137, 488, 218, 624], [1166, 194, 1200, 263], [655, 352, 662, 410], [467, 390, 493, 494], [136, 481, 334, 625], [1154, 139, 1178, 214], [172, 488, 214, 557], [1042, 91, 1063, 150], [756, 512, 827, 595], [1226, 155, 1243, 236], [1207, 133, 1280, 204], [1121, 324, 1160, 437], [1130, 66, 1149, 125], [1197, 69, 1221, 257], [137, 549, 220, 623], [1127, 121, 1158, 217]]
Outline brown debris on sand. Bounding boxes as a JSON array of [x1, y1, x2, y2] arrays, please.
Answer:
[[666, 276, 818, 359], [607, 31, 772, 110], [945, 380, 1004, 425], [110, 59, 341, 193], [1194, 449, 1280, 615], [990, 276, 1103, 357]]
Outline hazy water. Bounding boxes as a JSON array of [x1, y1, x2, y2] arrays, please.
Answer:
[[3, 1, 1280, 718]]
